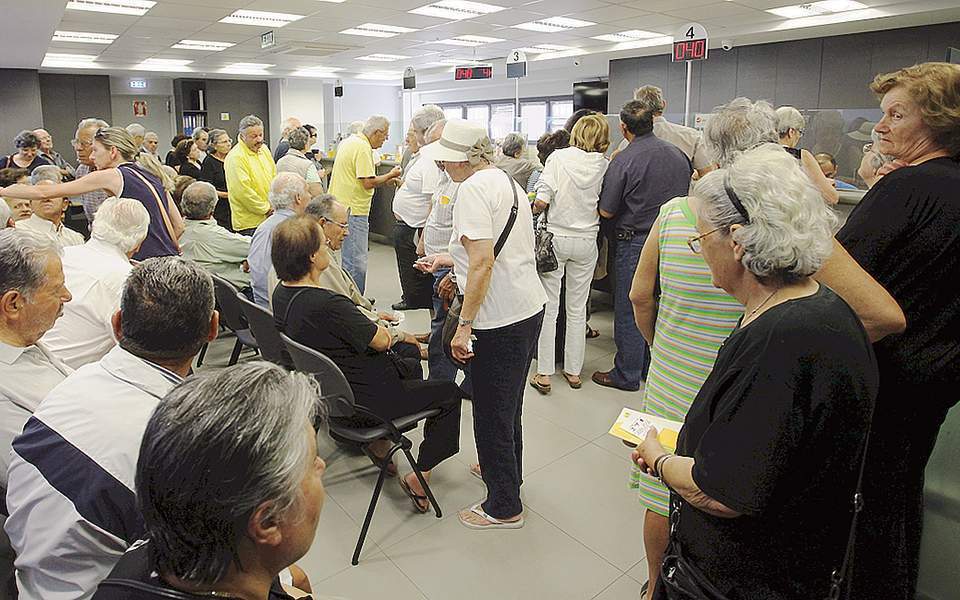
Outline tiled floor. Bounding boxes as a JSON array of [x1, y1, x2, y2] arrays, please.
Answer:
[[198, 242, 648, 600]]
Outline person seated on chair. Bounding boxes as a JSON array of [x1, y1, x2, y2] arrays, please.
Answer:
[[271, 215, 464, 513], [179, 181, 253, 295]]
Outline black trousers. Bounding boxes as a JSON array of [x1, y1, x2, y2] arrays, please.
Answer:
[[392, 219, 434, 309]]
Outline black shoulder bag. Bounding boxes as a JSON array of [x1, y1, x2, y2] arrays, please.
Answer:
[[441, 169, 519, 367]]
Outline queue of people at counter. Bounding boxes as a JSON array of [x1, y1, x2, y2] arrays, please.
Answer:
[[0, 60, 957, 600]]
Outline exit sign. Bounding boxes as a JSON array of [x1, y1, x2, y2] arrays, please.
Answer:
[[129, 79, 147, 89]]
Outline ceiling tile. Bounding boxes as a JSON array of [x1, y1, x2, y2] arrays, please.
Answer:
[[469, 9, 549, 26], [241, 0, 330, 16], [521, 0, 612, 15], [664, 3, 760, 20], [562, 5, 650, 22], [141, 4, 233, 19], [149, 0, 250, 8]]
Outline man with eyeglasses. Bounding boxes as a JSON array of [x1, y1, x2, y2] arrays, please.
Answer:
[[69, 118, 110, 222]]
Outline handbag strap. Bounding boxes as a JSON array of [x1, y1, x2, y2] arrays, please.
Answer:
[[493, 169, 519, 258], [120, 164, 181, 253], [279, 287, 310, 333]]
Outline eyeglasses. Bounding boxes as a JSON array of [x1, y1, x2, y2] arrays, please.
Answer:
[[94, 128, 107, 140], [862, 142, 873, 154], [687, 227, 724, 254], [323, 216, 349, 230], [71, 138, 93, 148]]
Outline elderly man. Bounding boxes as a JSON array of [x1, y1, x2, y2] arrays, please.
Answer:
[[142, 131, 159, 158], [225, 115, 277, 235], [276, 126, 325, 197], [125, 123, 145, 150], [16, 166, 84, 247], [273, 116, 302, 162], [328, 114, 402, 293], [391, 105, 445, 311], [70, 117, 111, 221], [41, 197, 150, 368], [4, 257, 218, 600], [495, 132, 540, 190], [179, 181, 252, 290], [91, 363, 323, 600], [592, 100, 692, 392], [191, 127, 209, 163], [33, 128, 76, 181], [248, 173, 309, 306]]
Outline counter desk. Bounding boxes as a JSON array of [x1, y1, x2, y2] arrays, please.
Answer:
[[320, 157, 397, 244]]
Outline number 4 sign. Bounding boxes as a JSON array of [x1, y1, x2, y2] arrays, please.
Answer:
[[673, 22, 709, 62]]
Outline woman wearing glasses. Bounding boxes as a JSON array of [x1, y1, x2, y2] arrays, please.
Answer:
[[0, 127, 181, 261], [775, 105, 839, 204]]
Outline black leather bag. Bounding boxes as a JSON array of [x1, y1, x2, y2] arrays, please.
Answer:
[[534, 209, 559, 274]]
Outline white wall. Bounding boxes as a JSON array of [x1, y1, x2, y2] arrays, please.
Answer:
[[329, 83, 404, 156]]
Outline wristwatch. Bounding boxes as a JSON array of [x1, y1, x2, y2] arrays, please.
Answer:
[[458, 316, 474, 327]]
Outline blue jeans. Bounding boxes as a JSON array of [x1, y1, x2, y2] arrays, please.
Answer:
[[427, 270, 472, 395], [342, 215, 369, 294], [611, 235, 650, 390]]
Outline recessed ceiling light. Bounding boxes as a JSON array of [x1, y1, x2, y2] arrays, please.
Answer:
[[172, 40, 235, 51], [52, 31, 118, 44], [591, 30, 663, 42], [355, 71, 401, 80], [409, 0, 505, 21], [772, 6, 883, 29], [65, 0, 155, 16], [518, 44, 575, 54], [42, 53, 101, 68], [219, 9, 305, 28], [340, 23, 417, 38], [221, 62, 273, 74], [357, 53, 410, 61], [136, 58, 193, 71], [291, 66, 343, 78], [767, 1, 867, 18], [513, 17, 595, 33], [435, 57, 480, 65], [610, 36, 674, 51], [433, 35, 503, 46]]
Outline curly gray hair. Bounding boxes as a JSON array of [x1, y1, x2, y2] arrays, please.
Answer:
[[287, 126, 311, 151], [775, 106, 805, 138], [703, 98, 779, 167], [501, 132, 526, 157]]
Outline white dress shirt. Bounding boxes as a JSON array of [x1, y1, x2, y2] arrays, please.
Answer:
[[393, 150, 442, 228], [0, 340, 71, 489], [17, 214, 84, 248], [41, 239, 133, 369], [4, 346, 183, 600], [616, 116, 713, 171]]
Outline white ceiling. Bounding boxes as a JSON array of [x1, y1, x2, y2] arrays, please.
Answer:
[[6, 0, 960, 82]]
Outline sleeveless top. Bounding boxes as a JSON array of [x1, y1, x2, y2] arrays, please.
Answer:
[[783, 145, 802, 161], [117, 163, 179, 261]]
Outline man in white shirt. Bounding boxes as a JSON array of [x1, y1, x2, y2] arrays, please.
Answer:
[[41, 197, 150, 369], [16, 166, 84, 247], [391, 105, 445, 311], [4, 257, 219, 600]]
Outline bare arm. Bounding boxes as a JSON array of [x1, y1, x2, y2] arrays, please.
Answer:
[[629, 217, 661, 344], [166, 191, 185, 238], [368, 324, 392, 351], [360, 166, 402, 190], [0, 168, 122, 199], [801, 149, 840, 205], [449, 237, 495, 362]]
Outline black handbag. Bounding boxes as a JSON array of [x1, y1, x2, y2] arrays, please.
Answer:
[[534, 208, 559, 274], [441, 169, 519, 366]]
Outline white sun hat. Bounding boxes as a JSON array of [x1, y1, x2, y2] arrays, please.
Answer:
[[420, 118, 488, 162]]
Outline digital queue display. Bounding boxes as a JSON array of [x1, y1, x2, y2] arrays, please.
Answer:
[[454, 65, 494, 81], [672, 38, 708, 62]]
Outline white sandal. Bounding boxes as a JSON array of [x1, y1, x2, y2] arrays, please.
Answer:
[[458, 503, 524, 530]]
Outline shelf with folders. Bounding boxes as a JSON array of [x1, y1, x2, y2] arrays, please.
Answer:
[[182, 112, 207, 136]]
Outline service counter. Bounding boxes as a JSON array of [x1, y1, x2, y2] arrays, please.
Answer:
[[320, 157, 398, 244]]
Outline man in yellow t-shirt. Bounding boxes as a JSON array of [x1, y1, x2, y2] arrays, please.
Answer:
[[225, 115, 277, 235], [328, 114, 402, 293]]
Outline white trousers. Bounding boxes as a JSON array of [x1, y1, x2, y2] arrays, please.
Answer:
[[536, 235, 598, 376]]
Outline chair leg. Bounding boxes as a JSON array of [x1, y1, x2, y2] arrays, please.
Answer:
[[196, 342, 208, 367], [228, 339, 243, 366], [399, 444, 442, 518], [352, 452, 394, 566]]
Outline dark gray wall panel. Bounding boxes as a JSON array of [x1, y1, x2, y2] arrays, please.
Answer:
[[696, 48, 738, 113], [608, 57, 639, 113], [735, 43, 778, 104], [775, 39, 822, 108], [39, 74, 113, 164], [868, 28, 928, 78], [924, 22, 960, 61], [0, 69, 43, 154], [817, 34, 875, 108], [203, 79, 271, 142]]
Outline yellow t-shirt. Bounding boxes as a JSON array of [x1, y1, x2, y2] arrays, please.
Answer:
[[224, 142, 277, 231], [328, 133, 376, 216]]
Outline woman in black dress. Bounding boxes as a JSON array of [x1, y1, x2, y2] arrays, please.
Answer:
[[0, 131, 52, 171], [174, 139, 202, 180], [199, 129, 233, 229]]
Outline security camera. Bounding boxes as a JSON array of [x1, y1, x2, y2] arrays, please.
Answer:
[[721, 39, 734, 51], [574, 58, 581, 66]]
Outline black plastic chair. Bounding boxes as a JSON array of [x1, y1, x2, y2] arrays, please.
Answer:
[[235, 293, 294, 368], [279, 333, 443, 565], [210, 275, 259, 365]]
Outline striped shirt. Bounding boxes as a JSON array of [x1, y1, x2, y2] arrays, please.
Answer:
[[70, 164, 109, 222], [422, 170, 461, 256]]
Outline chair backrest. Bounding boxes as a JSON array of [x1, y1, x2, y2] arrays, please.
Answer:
[[236, 293, 293, 368], [280, 333, 356, 418], [210, 274, 248, 332]]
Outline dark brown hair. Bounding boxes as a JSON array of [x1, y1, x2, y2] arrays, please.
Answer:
[[174, 139, 195, 164], [272, 216, 323, 282], [536, 130, 570, 165]]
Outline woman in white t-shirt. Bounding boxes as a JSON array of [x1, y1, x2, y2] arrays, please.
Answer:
[[530, 114, 609, 393], [419, 119, 546, 530]]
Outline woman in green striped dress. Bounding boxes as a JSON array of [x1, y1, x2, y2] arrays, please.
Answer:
[[627, 97, 780, 599]]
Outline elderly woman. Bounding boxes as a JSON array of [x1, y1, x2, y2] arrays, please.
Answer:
[[420, 119, 546, 529], [179, 181, 251, 290], [634, 145, 879, 599], [174, 139, 202, 179], [271, 215, 464, 513], [816, 61, 960, 600], [495, 132, 540, 189], [775, 106, 839, 204], [0, 131, 53, 171], [525, 129, 571, 194], [276, 126, 326, 197], [199, 128, 233, 229]]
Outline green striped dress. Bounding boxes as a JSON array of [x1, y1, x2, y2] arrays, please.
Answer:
[[632, 196, 744, 516]]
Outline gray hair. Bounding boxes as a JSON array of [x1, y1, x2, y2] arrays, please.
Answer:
[[287, 126, 310, 151], [179, 181, 218, 220], [91, 197, 150, 254], [191, 128, 208, 142], [425, 119, 445, 144], [305, 193, 339, 221], [0, 202, 10, 228], [348, 121, 364, 135], [268, 172, 307, 210], [119, 257, 215, 361], [703, 98, 779, 167], [144, 131, 159, 142], [126, 123, 146, 138], [30, 164, 62, 185], [136, 361, 325, 585], [14, 130, 40, 150], [693, 144, 838, 284], [77, 118, 109, 132], [632, 85, 666, 114], [0, 229, 60, 299], [362, 115, 390, 137], [410, 105, 445, 144], [207, 128, 228, 146], [775, 106, 805, 137], [238, 115, 263, 134], [501, 132, 526, 157]]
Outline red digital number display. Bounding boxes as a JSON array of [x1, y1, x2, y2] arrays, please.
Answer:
[[455, 66, 493, 80], [672, 39, 708, 62]]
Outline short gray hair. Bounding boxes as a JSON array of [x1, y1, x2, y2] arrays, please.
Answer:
[[126, 123, 146, 138], [633, 85, 666, 114], [91, 197, 150, 253], [425, 119, 445, 144], [77, 118, 109, 132], [207, 129, 228, 146], [501, 132, 526, 157], [136, 361, 325, 585], [0, 202, 10, 228], [119, 257, 215, 361], [144, 131, 159, 142], [305, 193, 339, 221], [693, 144, 838, 284], [269, 172, 307, 210], [191, 128, 208, 142], [348, 121, 364, 135], [703, 98, 779, 167], [238, 115, 263, 134], [30, 164, 62, 185], [0, 229, 60, 299], [179, 181, 218, 220], [775, 106, 805, 137], [287, 126, 310, 151], [410, 105, 445, 143], [362, 115, 390, 137]]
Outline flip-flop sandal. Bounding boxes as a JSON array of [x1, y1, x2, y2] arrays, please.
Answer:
[[398, 475, 430, 513], [529, 377, 551, 395], [469, 463, 483, 481], [640, 580, 649, 599], [561, 372, 582, 389], [361, 445, 397, 478], [458, 503, 524, 530]]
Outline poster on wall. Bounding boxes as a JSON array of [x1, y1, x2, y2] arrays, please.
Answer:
[[133, 100, 147, 117]]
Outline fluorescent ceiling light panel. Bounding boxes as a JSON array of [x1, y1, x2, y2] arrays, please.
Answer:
[[518, 44, 575, 53], [409, 0, 505, 21], [136, 58, 193, 71], [341, 23, 417, 37], [591, 29, 662, 42], [357, 53, 409, 61], [52, 31, 118, 44], [610, 36, 674, 51], [219, 10, 304, 27], [65, 0, 155, 16], [513, 17, 595, 33], [435, 57, 480, 65], [291, 67, 342, 77], [42, 53, 100, 68], [772, 7, 884, 29], [767, 1, 867, 18], [172, 40, 235, 51], [434, 35, 503, 46], [355, 72, 401, 80], [221, 62, 273, 74]]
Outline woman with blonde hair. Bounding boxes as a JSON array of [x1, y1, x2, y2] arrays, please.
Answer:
[[0, 127, 182, 260], [530, 113, 609, 392]]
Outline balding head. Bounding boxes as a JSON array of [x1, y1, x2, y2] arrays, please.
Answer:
[[32, 129, 53, 153], [269, 172, 309, 213]]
